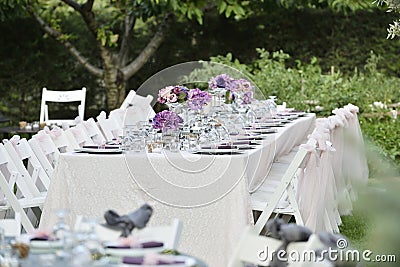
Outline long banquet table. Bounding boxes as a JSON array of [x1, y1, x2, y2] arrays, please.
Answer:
[[40, 113, 315, 267]]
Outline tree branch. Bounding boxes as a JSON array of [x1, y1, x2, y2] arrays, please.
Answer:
[[61, 0, 97, 39], [28, 6, 103, 78], [118, 13, 136, 66], [60, 0, 81, 11], [122, 13, 174, 79]]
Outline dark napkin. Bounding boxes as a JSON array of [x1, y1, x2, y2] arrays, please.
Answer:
[[106, 241, 163, 249], [201, 145, 237, 149], [30, 234, 57, 241], [83, 145, 120, 149]]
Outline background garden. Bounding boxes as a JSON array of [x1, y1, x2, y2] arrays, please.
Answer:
[[1, 0, 399, 260]]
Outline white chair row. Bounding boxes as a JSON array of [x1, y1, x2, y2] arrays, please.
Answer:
[[0, 90, 156, 235], [251, 103, 368, 235]]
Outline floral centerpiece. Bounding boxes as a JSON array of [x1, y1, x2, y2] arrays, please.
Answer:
[[152, 110, 183, 131], [230, 78, 253, 105], [187, 88, 212, 111], [208, 74, 234, 90], [208, 74, 254, 105], [157, 85, 188, 105]]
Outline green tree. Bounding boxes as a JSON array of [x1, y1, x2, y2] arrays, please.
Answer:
[[373, 0, 400, 38], [0, 0, 373, 110], [1, 0, 254, 110]]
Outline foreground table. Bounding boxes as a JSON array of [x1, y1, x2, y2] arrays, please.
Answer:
[[40, 114, 315, 267]]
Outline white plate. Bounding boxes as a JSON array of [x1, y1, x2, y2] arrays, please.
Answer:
[[30, 240, 63, 249], [75, 148, 123, 154], [120, 255, 196, 267], [105, 246, 165, 257]]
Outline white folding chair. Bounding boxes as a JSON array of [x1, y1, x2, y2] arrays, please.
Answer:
[[228, 226, 282, 267], [252, 147, 309, 234], [74, 216, 182, 249], [96, 111, 121, 141], [109, 108, 125, 131], [0, 212, 21, 237], [0, 144, 42, 199], [28, 133, 60, 176], [46, 126, 79, 152], [0, 146, 45, 233], [287, 235, 331, 267], [230, 226, 330, 267], [121, 90, 156, 118], [40, 87, 86, 126], [120, 90, 137, 110], [65, 124, 94, 147], [2, 136, 50, 191], [81, 118, 106, 145]]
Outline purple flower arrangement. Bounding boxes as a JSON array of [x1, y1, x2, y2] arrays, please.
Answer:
[[157, 85, 188, 104], [230, 78, 253, 93], [242, 91, 253, 105], [208, 74, 234, 90], [152, 110, 183, 131], [208, 74, 254, 104], [187, 88, 212, 111]]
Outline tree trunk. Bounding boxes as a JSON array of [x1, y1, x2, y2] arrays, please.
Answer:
[[102, 50, 126, 110], [104, 76, 126, 111]]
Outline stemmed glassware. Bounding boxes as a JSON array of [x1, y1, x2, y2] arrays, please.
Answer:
[[268, 96, 278, 118], [52, 209, 72, 260]]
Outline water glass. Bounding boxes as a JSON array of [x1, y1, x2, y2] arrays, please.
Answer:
[[52, 209, 71, 259]]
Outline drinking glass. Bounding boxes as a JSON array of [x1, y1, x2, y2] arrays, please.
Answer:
[[268, 96, 278, 117], [83, 217, 106, 262], [52, 209, 71, 259], [245, 107, 257, 125]]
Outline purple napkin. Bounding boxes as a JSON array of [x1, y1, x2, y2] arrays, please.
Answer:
[[106, 241, 163, 249], [201, 145, 237, 149], [83, 145, 119, 149], [122, 256, 185, 265], [142, 241, 164, 248]]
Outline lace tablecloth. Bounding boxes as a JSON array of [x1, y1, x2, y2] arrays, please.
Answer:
[[40, 114, 315, 267]]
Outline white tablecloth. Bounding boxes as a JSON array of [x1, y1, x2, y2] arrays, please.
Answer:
[[40, 114, 315, 267]]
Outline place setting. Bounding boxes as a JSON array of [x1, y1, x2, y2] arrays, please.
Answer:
[[7, 204, 204, 267]]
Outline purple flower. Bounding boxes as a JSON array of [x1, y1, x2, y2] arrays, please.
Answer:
[[208, 74, 234, 90], [157, 85, 189, 104], [242, 91, 253, 105], [152, 110, 183, 130], [230, 78, 253, 93], [187, 88, 211, 111]]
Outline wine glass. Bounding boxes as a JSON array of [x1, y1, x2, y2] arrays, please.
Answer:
[[82, 217, 106, 263], [52, 209, 71, 260], [268, 96, 278, 118]]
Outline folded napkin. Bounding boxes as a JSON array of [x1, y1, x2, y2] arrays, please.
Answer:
[[82, 145, 120, 149], [106, 241, 163, 249], [200, 145, 237, 150], [221, 141, 250, 145], [122, 254, 185, 265], [104, 204, 153, 237], [29, 230, 57, 241]]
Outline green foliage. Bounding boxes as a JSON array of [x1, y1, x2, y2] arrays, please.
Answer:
[[202, 49, 400, 166], [373, 0, 400, 38], [361, 117, 400, 164]]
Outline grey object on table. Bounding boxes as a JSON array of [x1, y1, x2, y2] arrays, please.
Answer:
[[104, 203, 153, 237]]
